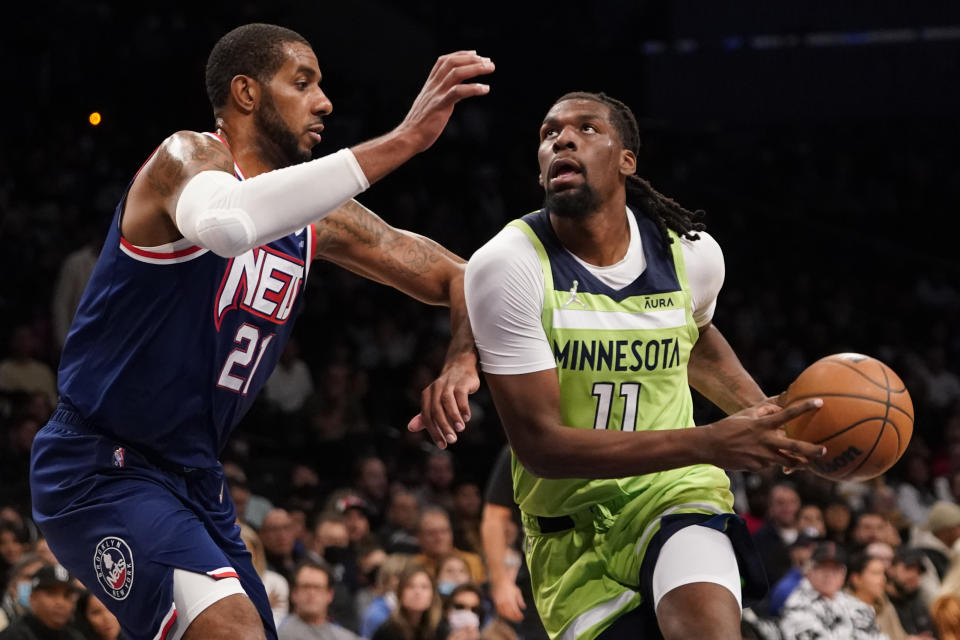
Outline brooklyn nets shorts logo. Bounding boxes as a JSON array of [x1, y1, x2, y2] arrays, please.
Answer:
[[93, 536, 134, 600]]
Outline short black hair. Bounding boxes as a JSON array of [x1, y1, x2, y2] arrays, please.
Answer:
[[205, 23, 311, 112], [292, 558, 334, 587]]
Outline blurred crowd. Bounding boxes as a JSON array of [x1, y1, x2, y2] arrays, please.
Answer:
[[2, 7, 960, 640]]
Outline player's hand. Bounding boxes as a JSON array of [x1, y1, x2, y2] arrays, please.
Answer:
[[491, 579, 526, 622], [407, 353, 480, 449], [398, 51, 495, 153], [702, 398, 825, 472]]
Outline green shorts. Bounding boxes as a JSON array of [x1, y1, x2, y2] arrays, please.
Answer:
[[522, 472, 734, 640]]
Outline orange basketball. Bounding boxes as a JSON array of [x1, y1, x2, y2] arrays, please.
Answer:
[[781, 353, 913, 482]]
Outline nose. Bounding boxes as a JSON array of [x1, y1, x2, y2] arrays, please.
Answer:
[[552, 125, 577, 152], [314, 88, 333, 116]]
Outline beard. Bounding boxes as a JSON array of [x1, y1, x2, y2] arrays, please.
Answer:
[[544, 178, 601, 219], [254, 91, 312, 168]]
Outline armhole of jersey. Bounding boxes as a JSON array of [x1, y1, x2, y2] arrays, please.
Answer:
[[668, 230, 701, 344], [507, 220, 553, 327], [305, 224, 316, 278]]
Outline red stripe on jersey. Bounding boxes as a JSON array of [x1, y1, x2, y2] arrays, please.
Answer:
[[156, 607, 177, 640], [208, 570, 239, 580], [120, 237, 203, 259], [310, 224, 318, 261]]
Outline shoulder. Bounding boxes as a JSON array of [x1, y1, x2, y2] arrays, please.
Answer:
[[138, 131, 234, 197], [467, 225, 540, 278], [679, 230, 723, 269]]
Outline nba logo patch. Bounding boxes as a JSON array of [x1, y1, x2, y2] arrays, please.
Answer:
[[93, 536, 134, 600], [112, 447, 125, 468]]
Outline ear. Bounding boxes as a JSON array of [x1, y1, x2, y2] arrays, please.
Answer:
[[229, 75, 260, 115], [619, 149, 637, 178]]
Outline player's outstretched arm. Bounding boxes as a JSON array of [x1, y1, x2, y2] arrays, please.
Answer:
[[688, 322, 767, 415], [314, 200, 479, 449], [484, 369, 826, 478]]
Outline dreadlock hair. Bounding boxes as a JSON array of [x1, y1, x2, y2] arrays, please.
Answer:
[[553, 91, 706, 247], [205, 24, 311, 113]]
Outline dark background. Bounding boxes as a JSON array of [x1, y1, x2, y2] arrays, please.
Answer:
[[2, 0, 960, 501]]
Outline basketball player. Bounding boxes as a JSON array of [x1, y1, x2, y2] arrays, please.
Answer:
[[460, 92, 825, 640], [29, 24, 490, 640]]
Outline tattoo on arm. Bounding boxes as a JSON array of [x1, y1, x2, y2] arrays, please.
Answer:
[[316, 200, 463, 280], [145, 132, 234, 202]]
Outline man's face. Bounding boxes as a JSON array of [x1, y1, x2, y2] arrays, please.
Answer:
[[852, 514, 885, 546], [359, 459, 388, 500], [291, 566, 333, 622], [255, 42, 332, 168], [260, 510, 295, 555], [890, 562, 923, 593], [426, 455, 454, 489], [767, 487, 801, 528], [314, 521, 350, 555], [344, 508, 370, 541], [797, 505, 826, 537], [389, 492, 420, 531], [537, 99, 635, 219], [419, 512, 453, 557], [0, 530, 23, 564], [30, 585, 77, 630]]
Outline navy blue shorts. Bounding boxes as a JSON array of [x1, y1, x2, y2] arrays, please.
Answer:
[[30, 406, 276, 640]]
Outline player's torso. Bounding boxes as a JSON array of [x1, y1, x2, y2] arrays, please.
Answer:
[[509, 209, 726, 516], [57, 168, 314, 468]]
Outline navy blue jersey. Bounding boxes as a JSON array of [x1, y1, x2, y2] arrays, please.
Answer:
[[58, 137, 314, 468]]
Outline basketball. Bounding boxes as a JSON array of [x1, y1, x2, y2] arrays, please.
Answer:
[[781, 353, 913, 482]]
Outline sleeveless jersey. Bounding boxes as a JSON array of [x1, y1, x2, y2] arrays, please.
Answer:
[[508, 208, 731, 516], [57, 135, 314, 468]]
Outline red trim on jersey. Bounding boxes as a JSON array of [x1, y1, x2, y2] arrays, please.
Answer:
[[155, 606, 177, 640], [120, 237, 204, 259], [207, 569, 239, 580], [310, 223, 318, 261]]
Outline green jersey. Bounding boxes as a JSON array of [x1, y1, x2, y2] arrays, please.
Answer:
[[509, 208, 732, 518]]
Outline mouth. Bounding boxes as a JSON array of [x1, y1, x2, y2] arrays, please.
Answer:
[[548, 157, 583, 188], [306, 123, 324, 144]]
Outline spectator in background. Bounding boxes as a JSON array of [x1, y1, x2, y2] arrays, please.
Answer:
[[224, 461, 273, 529], [932, 594, 960, 640], [911, 501, 960, 602], [449, 482, 483, 556], [798, 503, 828, 539], [846, 551, 910, 640], [0, 326, 57, 408], [264, 338, 314, 418], [753, 483, 801, 585], [73, 591, 124, 640], [825, 498, 854, 546], [262, 509, 308, 583], [767, 532, 819, 617], [371, 565, 441, 640], [332, 494, 377, 549], [0, 416, 42, 506], [360, 554, 410, 639], [239, 523, 289, 628], [0, 523, 26, 581], [779, 543, 886, 640], [354, 458, 390, 532], [50, 233, 99, 350], [0, 565, 82, 640], [887, 548, 936, 638], [380, 491, 421, 555], [435, 556, 471, 598], [849, 511, 900, 554], [414, 509, 484, 585], [896, 447, 940, 526], [354, 543, 388, 624], [438, 584, 484, 640], [313, 513, 359, 632], [280, 560, 360, 640], [0, 555, 45, 631], [415, 453, 456, 514]]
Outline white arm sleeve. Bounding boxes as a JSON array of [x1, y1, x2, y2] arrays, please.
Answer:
[[464, 227, 557, 375], [680, 231, 725, 327], [175, 148, 369, 257]]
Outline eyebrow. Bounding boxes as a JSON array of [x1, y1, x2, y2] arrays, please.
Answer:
[[541, 113, 606, 127], [295, 66, 320, 80]]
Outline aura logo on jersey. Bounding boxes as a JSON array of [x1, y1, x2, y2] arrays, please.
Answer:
[[93, 536, 134, 600], [214, 246, 305, 330]]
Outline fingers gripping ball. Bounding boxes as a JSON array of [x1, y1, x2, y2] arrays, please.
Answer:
[[782, 353, 913, 482]]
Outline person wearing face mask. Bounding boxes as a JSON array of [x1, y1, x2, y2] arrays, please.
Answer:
[[0, 565, 83, 640], [0, 555, 45, 631], [435, 557, 471, 598]]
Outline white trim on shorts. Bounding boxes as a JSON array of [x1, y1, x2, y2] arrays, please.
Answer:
[[166, 568, 247, 640], [651, 524, 742, 610]]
